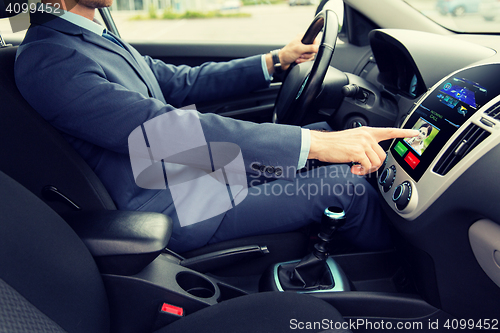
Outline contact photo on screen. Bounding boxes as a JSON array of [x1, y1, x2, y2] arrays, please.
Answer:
[[404, 118, 440, 156]]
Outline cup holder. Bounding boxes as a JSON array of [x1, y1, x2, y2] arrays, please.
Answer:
[[176, 272, 216, 298]]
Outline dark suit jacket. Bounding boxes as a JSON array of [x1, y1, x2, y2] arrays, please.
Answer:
[[15, 11, 302, 252]]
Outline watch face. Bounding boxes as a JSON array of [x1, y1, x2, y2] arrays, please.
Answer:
[[272, 49, 281, 66]]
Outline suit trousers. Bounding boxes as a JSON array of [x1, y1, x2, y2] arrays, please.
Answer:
[[209, 163, 391, 251], [209, 121, 391, 251]]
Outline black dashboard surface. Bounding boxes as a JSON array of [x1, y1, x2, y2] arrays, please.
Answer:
[[366, 28, 500, 320]]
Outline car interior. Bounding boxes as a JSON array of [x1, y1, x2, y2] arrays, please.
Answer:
[[1, 0, 500, 332]]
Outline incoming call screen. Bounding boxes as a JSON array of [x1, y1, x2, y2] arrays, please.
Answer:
[[391, 64, 500, 182]]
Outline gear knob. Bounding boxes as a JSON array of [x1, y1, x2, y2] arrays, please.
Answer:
[[314, 206, 346, 258], [320, 206, 346, 236]]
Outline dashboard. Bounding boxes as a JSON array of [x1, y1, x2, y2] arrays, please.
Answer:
[[363, 29, 500, 221], [380, 63, 500, 219], [348, 28, 500, 320]]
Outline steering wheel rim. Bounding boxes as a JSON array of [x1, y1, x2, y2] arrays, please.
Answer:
[[272, 10, 339, 125]]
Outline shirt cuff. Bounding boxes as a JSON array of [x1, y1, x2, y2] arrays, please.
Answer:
[[261, 54, 272, 82], [298, 128, 311, 169]]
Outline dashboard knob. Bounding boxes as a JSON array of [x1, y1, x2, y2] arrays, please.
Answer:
[[378, 165, 396, 193], [392, 181, 412, 210], [341, 84, 359, 97]]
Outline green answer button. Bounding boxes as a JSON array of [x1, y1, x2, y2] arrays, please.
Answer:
[[394, 141, 408, 157]]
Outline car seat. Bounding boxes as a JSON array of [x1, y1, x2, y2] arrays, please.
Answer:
[[0, 169, 349, 333]]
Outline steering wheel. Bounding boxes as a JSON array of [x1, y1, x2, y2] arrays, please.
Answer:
[[272, 10, 339, 125]]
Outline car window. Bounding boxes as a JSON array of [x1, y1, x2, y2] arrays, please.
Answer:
[[0, 8, 105, 43], [0, 17, 26, 43], [404, 0, 500, 33], [1, 2, 324, 45], [110, 1, 318, 44]]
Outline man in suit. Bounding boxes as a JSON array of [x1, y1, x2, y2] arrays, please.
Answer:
[[14, 0, 418, 253]]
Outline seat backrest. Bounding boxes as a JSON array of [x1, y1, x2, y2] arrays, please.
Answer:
[[0, 170, 110, 332], [0, 45, 116, 214]]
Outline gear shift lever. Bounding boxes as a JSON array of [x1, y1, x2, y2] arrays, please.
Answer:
[[277, 206, 346, 290], [313, 206, 346, 260]]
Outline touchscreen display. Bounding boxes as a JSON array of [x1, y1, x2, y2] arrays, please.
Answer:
[[391, 64, 500, 182]]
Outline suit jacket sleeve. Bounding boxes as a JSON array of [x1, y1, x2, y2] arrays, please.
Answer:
[[15, 41, 302, 179], [143, 55, 269, 108]]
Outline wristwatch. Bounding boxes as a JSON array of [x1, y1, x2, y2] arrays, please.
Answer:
[[270, 49, 283, 73]]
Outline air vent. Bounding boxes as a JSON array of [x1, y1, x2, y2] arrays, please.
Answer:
[[433, 124, 490, 176], [484, 101, 500, 120]]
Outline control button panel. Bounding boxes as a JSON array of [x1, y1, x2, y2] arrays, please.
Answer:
[[378, 154, 419, 217], [394, 140, 422, 170]]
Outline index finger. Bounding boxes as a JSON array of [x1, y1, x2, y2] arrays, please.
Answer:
[[368, 128, 420, 143]]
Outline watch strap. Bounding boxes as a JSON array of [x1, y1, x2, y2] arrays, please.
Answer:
[[270, 49, 282, 73]]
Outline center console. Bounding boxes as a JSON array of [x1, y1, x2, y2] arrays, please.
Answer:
[[378, 63, 500, 219], [101, 252, 250, 332], [65, 210, 250, 333], [64, 200, 452, 333]]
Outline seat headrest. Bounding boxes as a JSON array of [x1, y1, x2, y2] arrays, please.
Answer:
[[0, 0, 17, 19], [1, 0, 72, 35], [0, 0, 33, 35], [0, 0, 6, 18]]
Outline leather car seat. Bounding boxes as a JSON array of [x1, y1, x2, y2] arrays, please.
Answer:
[[0, 170, 350, 333], [0, 46, 117, 214]]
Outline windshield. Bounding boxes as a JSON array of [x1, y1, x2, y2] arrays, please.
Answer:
[[404, 0, 500, 33]]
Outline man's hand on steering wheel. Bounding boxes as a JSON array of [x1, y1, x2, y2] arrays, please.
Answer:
[[265, 34, 319, 74], [272, 10, 339, 125]]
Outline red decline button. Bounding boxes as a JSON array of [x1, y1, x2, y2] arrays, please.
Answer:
[[161, 303, 184, 316], [404, 152, 420, 169], [405, 152, 420, 169]]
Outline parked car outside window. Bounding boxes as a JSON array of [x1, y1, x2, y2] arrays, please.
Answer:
[[435, 0, 480, 16]]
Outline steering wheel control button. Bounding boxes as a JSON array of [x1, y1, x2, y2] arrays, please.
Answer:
[[392, 181, 412, 211], [378, 165, 396, 193]]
